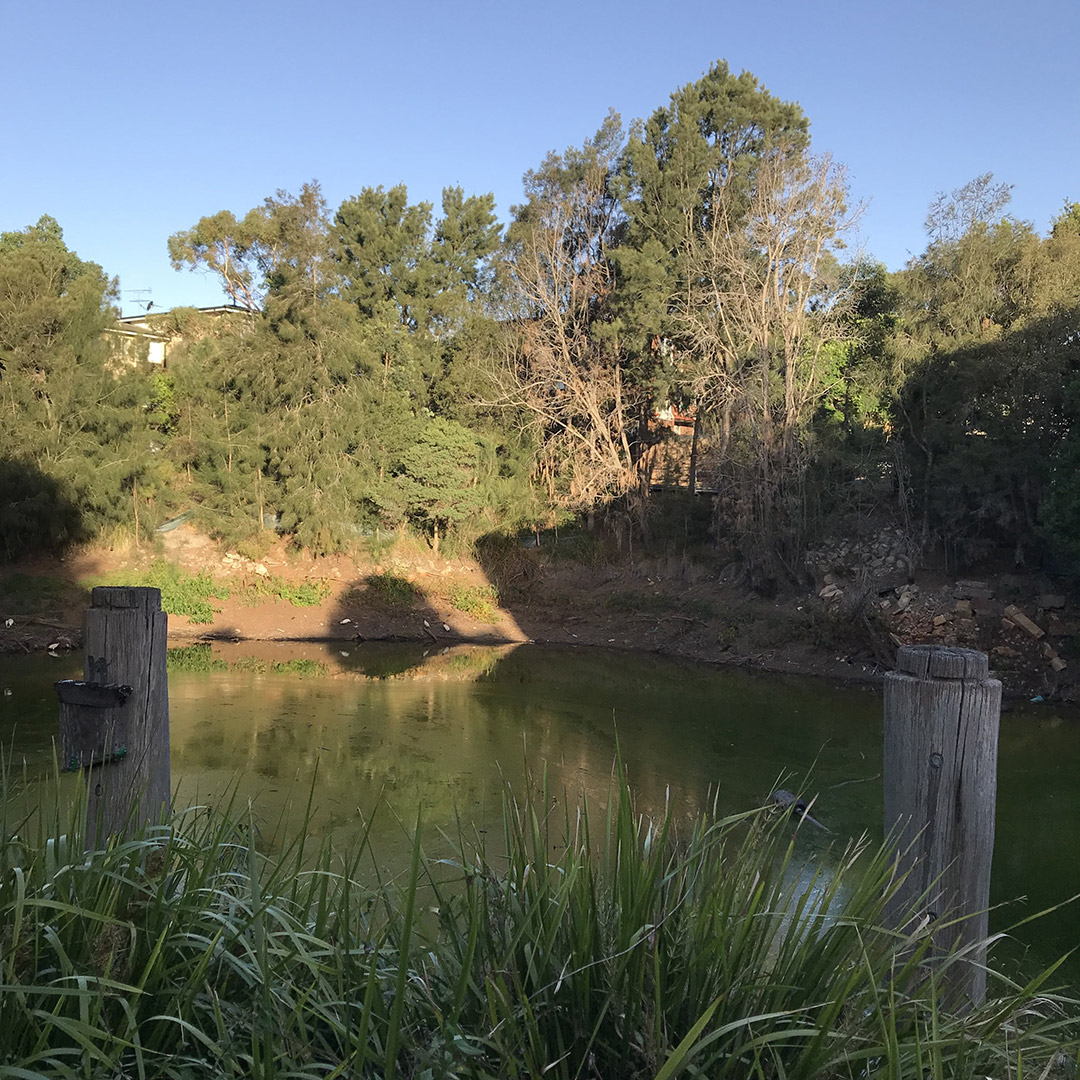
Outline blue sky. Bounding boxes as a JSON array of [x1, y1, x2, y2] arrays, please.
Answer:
[[4, 0, 1077, 315]]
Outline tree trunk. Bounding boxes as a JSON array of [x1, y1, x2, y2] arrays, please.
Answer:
[[688, 412, 701, 494]]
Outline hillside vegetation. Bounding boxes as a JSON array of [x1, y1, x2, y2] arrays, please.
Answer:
[[3, 64, 1080, 597]]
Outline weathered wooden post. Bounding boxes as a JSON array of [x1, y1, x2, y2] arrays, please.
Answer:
[[884, 645, 1000, 1006], [56, 587, 170, 848]]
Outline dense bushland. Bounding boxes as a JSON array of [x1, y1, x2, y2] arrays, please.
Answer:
[[3, 66, 1080, 581]]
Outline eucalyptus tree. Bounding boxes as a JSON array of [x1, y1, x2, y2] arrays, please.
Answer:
[[611, 62, 809, 395], [168, 182, 332, 313], [606, 63, 866, 576], [673, 148, 859, 575]]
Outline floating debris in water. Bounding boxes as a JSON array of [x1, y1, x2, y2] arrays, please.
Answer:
[[770, 789, 829, 832]]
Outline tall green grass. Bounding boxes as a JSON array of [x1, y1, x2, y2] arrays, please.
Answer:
[[88, 562, 229, 624], [0, 767, 1075, 1079]]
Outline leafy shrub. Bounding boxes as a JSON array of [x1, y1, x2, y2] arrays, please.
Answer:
[[88, 561, 230, 624], [364, 572, 419, 609], [448, 583, 500, 620]]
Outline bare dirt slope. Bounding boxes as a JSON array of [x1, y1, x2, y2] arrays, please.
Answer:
[[2, 525, 1076, 701]]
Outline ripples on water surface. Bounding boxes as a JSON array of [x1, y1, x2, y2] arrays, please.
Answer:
[[2, 641, 1078, 982]]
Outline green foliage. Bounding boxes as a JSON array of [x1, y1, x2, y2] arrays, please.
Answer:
[[0, 216, 157, 559], [243, 575, 331, 608], [168, 182, 330, 313], [90, 562, 229, 624], [1040, 383, 1080, 564], [158, 175, 530, 557], [395, 417, 485, 544], [895, 305, 1080, 566], [613, 60, 809, 354], [0, 573, 76, 613], [853, 173, 1080, 569], [148, 372, 180, 434], [447, 583, 500, 620], [363, 571, 419, 608], [333, 183, 499, 336], [10, 90, 1080, 579], [0, 771, 1074, 1079]]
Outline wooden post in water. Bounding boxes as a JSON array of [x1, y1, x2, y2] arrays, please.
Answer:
[[884, 645, 1000, 1006], [56, 587, 170, 848]]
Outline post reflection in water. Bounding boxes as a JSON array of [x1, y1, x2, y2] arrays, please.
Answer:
[[1, 641, 1078, 982]]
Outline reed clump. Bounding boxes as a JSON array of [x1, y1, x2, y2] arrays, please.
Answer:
[[0, 771, 1075, 1079]]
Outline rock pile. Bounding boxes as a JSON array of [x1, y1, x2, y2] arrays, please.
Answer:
[[806, 525, 913, 593], [221, 551, 270, 577]]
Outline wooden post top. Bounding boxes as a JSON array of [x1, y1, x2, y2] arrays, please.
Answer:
[[894, 644, 990, 681], [90, 586, 163, 613]]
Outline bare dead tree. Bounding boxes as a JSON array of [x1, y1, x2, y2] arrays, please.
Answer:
[[673, 150, 862, 576], [491, 119, 647, 514]]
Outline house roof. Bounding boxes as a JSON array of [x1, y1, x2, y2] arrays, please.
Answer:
[[117, 303, 255, 326]]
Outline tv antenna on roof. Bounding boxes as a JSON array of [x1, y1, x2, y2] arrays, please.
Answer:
[[123, 288, 154, 312]]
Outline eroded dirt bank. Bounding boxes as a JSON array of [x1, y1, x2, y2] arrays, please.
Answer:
[[1, 525, 1077, 702]]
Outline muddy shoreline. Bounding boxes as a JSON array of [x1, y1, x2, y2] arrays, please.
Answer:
[[1, 528, 1076, 704]]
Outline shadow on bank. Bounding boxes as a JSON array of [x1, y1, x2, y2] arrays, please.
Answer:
[[302, 488, 725, 692]]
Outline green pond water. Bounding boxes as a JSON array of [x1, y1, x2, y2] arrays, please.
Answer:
[[2, 641, 1078, 984]]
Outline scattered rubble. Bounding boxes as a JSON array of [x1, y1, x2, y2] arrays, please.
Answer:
[[809, 563, 1073, 687], [1003, 604, 1045, 639], [806, 526, 913, 587], [221, 552, 273, 578]]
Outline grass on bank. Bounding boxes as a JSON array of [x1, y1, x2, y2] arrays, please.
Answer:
[[448, 582, 500, 621], [89, 561, 229, 623], [0, 573, 79, 615], [361, 571, 420, 609], [1, 768, 1076, 1080], [87, 561, 331, 624]]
